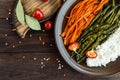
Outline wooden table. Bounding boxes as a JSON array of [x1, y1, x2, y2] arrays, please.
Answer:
[[0, 0, 120, 80]]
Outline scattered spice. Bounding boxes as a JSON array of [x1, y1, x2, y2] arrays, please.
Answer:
[[29, 34, 32, 38], [5, 42, 8, 46], [12, 45, 15, 48], [41, 62, 44, 65], [58, 60, 60, 63], [42, 41, 45, 45], [61, 65, 64, 68], [33, 57, 37, 60], [22, 56, 26, 59], [4, 34, 8, 37], [49, 43, 53, 47], [8, 9, 11, 12], [38, 36, 46, 46], [46, 57, 51, 61], [41, 59, 43, 61], [6, 18, 9, 20], [40, 58, 47, 68], [58, 63, 62, 70], [56, 58, 64, 70], [8, 12, 11, 15], [64, 73, 67, 77], [18, 41, 22, 44], [56, 58, 59, 61], [41, 66, 44, 68], [39, 36, 42, 41], [43, 58, 46, 60], [12, 29, 16, 31], [42, 30, 45, 32], [40, 65, 46, 68]]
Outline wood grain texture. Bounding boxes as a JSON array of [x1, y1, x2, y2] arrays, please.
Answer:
[[0, 19, 57, 53], [0, 0, 16, 18], [0, 0, 120, 80], [0, 53, 119, 80]]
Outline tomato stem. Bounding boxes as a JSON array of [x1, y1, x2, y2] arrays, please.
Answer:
[[31, 8, 35, 13], [74, 50, 82, 57]]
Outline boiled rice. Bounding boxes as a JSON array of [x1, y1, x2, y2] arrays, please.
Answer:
[[86, 27, 120, 67]]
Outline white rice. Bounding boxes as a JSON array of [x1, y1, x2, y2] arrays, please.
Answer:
[[86, 27, 120, 67]]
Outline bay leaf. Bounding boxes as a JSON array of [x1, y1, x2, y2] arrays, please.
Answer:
[[16, 0, 25, 25], [25, 15, 41, 30]]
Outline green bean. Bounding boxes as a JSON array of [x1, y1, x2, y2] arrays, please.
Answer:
[[79, 31, 102, 56], [100, 28, 117, 43], [78, 35, 97, 54], [102, 4, 112, 15], [79, 37, 96, 53], [93, 24, 110, 31], [112, 0, 115, 7], [111, 9, 120, 25], [79, 24, 110, 44], [77, 56, 86, 63], [89, 10, 102, 27], [97, 4, 112, 23], [77, 5, 112, 42], [79, 34, 96, 44], [78, 25, 118, 56], [90, 2, 112, 25], [89, 25, 118, 50], [105, 25, 118, 34], [106, 9, 117, 24], [101, 5, 119, 23], [78, 6, 118, 42]]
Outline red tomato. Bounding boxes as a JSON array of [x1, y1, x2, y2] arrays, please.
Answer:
[[42, 0, 48, 2], [68, 42, 80, 51], [86, 50, 97, 58], [32, 8, 44, 20], [44, 21, 53, 31]]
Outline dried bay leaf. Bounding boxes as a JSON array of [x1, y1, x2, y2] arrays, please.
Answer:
[[16, 0, 25, 25], [25, 15, 41, 30]]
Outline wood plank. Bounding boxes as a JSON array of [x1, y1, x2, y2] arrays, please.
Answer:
[[0, 52, 119, 80], [0, 0, 16, 18], [0, 19, 57, 53]]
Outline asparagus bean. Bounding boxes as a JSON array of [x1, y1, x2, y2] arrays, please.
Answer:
[[77, 4, 112, 42], [101, 5, 118, 23], [111, 9, 120, 25]]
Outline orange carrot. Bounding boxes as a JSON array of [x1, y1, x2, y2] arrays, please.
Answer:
[[61, 0, 109, 45]]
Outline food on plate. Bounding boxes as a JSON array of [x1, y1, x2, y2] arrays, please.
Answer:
[[68, 42, 80, 52], [86, 50, 97, 58], [61, 0, 109, 45], [62, 0, 120, 67], [86, 27, 120, 67]]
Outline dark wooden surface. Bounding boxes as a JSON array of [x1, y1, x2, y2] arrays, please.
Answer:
[[0, 0, 120, 80]]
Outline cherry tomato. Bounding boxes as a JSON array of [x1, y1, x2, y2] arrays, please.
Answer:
[[86, 50, 97, 58], [32, 8, 44, 20], [44, 21, 53, 31], [42, 0, 48, 2], [68, 42, 80, 51]]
